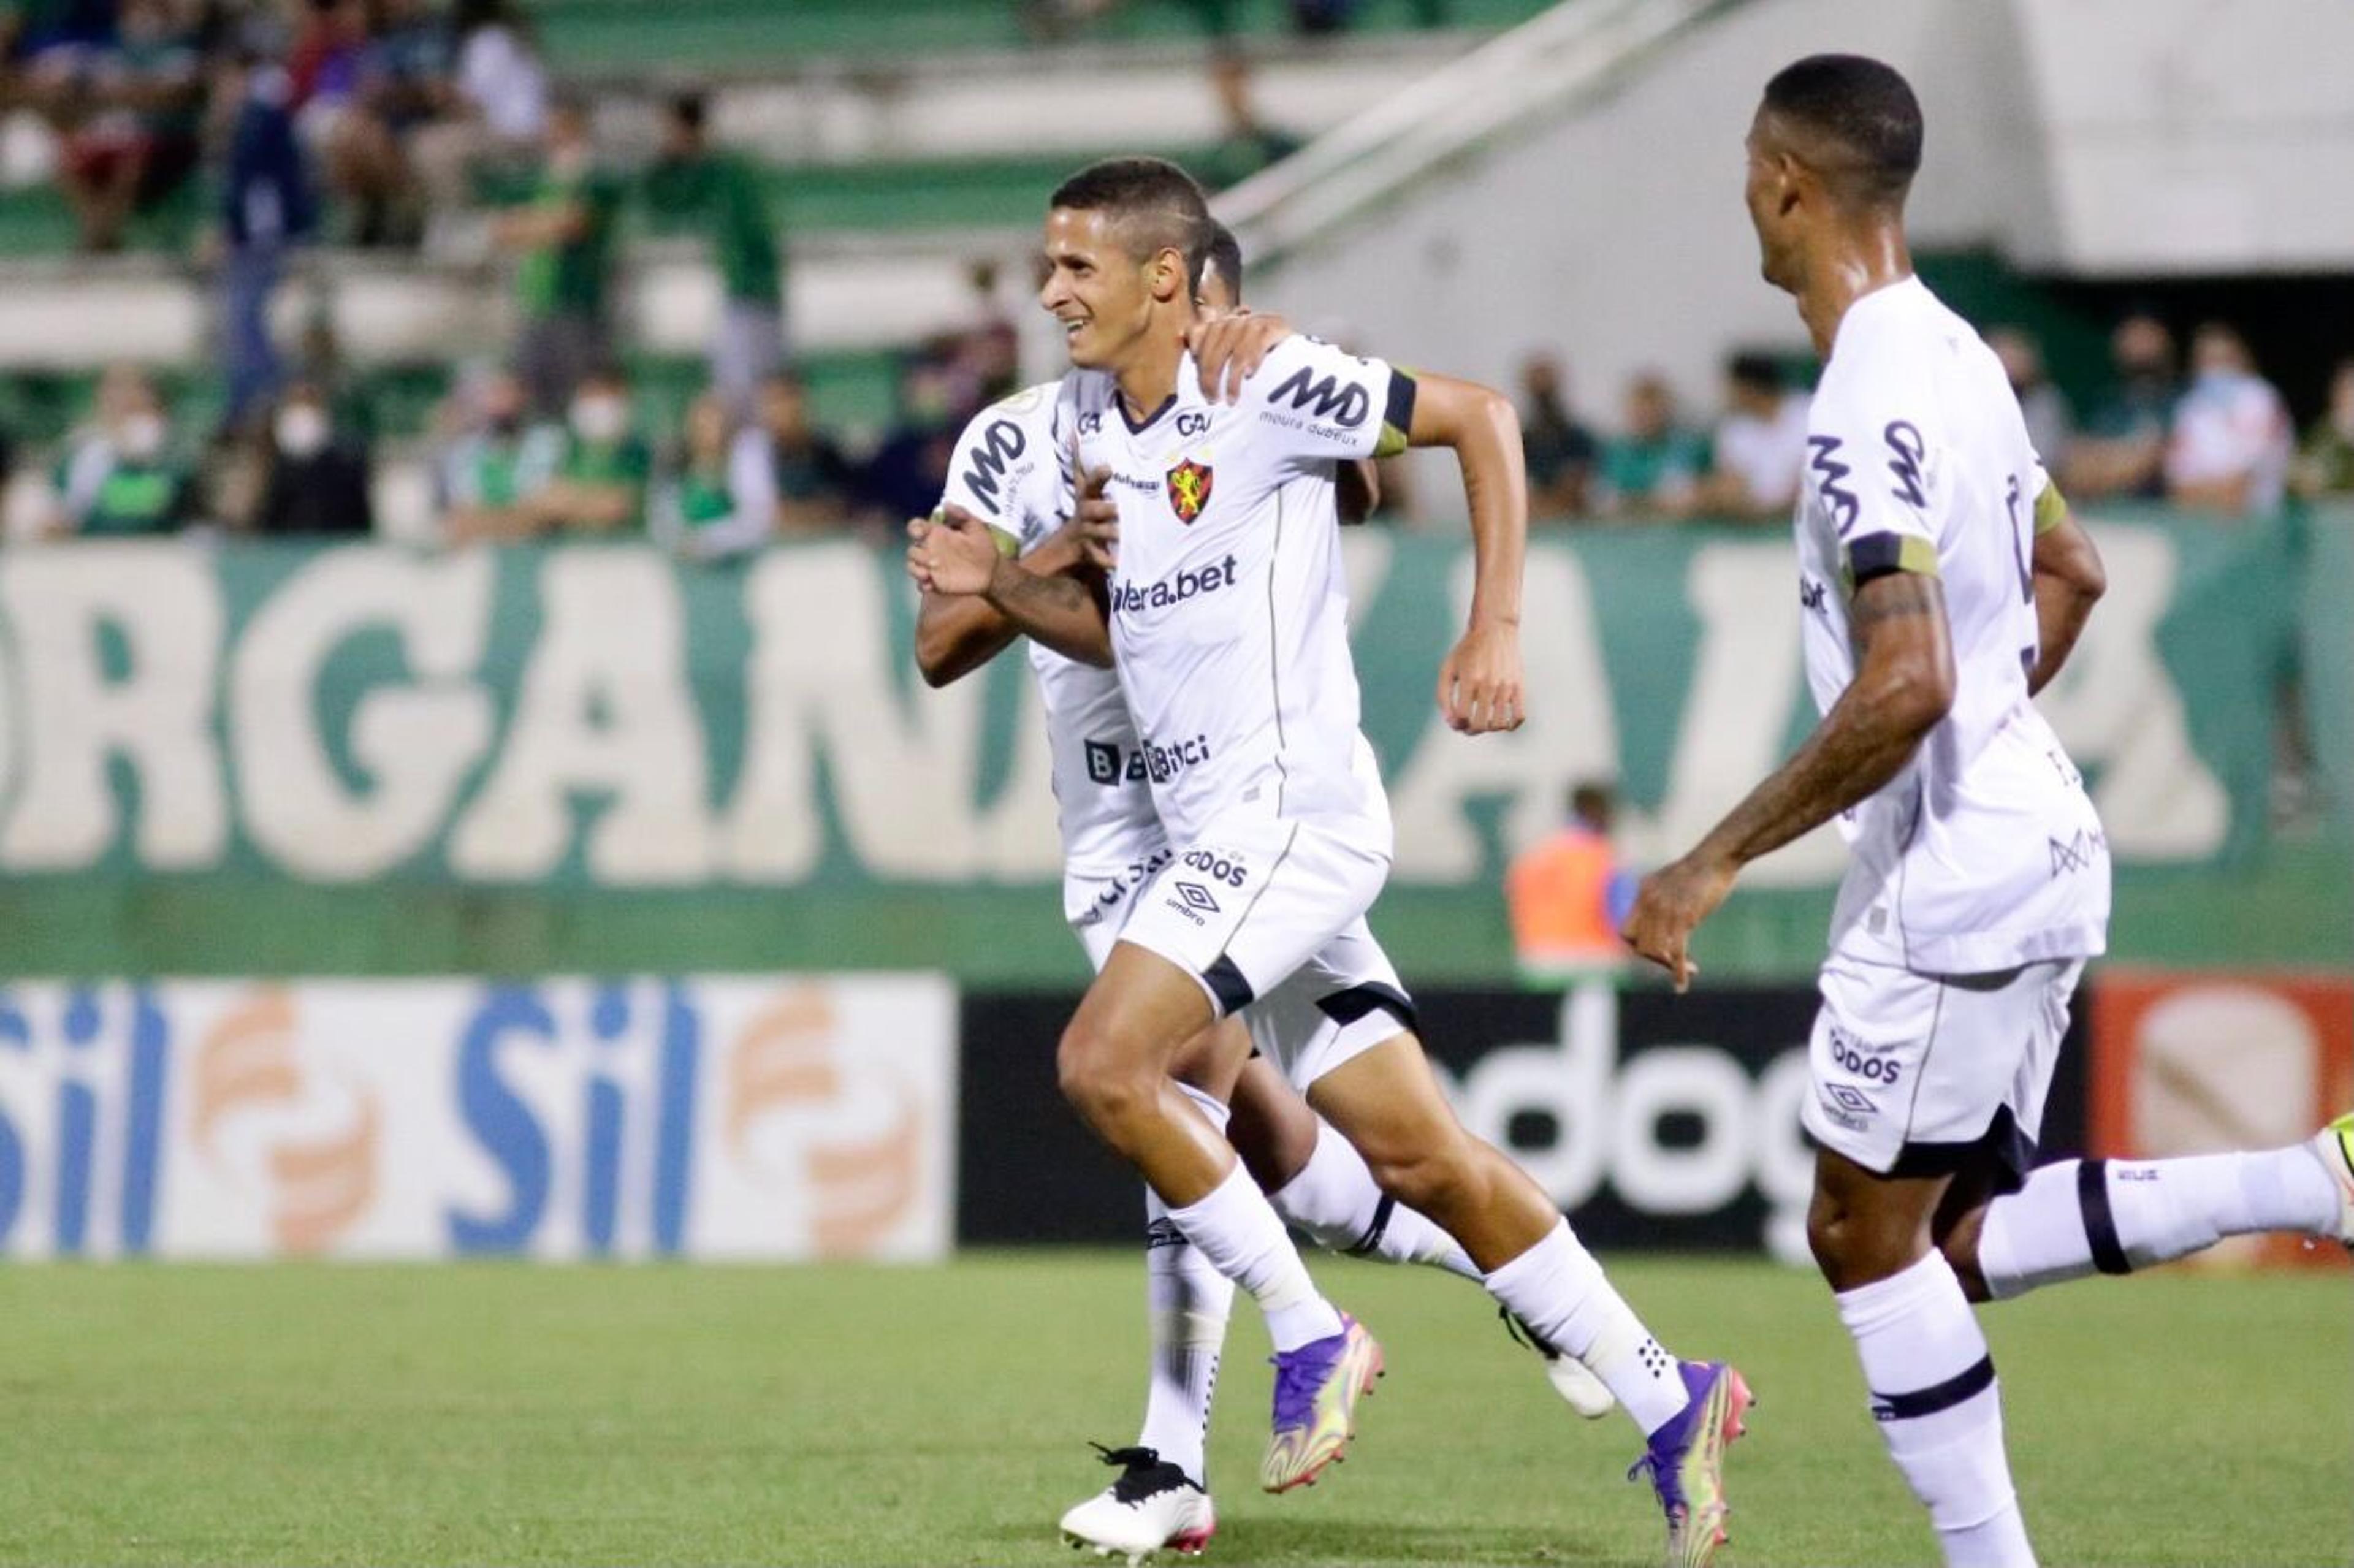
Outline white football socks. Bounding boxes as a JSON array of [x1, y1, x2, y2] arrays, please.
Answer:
[[1837, 1252, 2034, 1568], [1135, 1186, 1233, 1485], [1135, 1090, 1236, 1485], [1269, 1122, 1481, 1280], [1481, 1219, 1686, 1434], [1167, 1160, 1344, 1353], [1976, 1150, 2339, 1298]]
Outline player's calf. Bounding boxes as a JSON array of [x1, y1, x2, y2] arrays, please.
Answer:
[[1963, 1128, 2353, 1299]]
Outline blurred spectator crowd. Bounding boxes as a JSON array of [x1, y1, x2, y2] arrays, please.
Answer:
[[1, 4, 2349, 552], [1509, 314, 2353, 528]]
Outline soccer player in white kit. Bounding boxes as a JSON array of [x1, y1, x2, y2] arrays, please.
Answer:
[[924, 157, 1750, 1567], [1623, 56, 2354, 1568], [909, 234, 1610, 1564]]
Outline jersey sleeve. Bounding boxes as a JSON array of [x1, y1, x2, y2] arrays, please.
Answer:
[[937, 391, 1057, 549], [2030, 462, 2070, 536], [1805, 373, 1941, 585], [1242, 336, 1417, 463]]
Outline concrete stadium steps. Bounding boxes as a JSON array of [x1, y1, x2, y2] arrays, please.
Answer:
[[0, 234, 1005, 378]]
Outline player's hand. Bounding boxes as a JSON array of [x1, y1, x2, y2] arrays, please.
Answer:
[[1436, 618, 1523, 734], [919, 508, 1005, 597], [904, 514, 936, 591], [1070, 460, 1119, 569], [1188, 310, 1293, 405], [1621, 854, 1737, 994]]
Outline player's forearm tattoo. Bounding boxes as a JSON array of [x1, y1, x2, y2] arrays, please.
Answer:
[[1699, 573, 1947, 869], [985, 560, 1113, 668], [1848, 570, 1941, 641]]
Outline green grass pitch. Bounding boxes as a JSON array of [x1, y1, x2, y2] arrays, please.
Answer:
[[2, 1253, 2346, 1566]]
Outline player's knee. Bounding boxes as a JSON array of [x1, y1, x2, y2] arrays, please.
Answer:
[[1362, 1138, 1477, 1218], [1054, 1021, 1148, 1129], [1807, 1187, 1923, 1289]]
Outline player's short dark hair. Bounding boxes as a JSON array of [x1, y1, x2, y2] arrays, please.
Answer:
[[1761, 53, 1922, 209], [1049, 156, 1213, 267], [1202, 221, 1245, 305], [667, 89, 709, 133]]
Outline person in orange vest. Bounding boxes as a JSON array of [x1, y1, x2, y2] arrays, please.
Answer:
[[1506, 782, 1638, 981]]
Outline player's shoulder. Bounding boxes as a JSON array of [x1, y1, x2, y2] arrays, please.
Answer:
[[957, 379, 1064, 448], [1813, 284, 1953, 424], [1236, 333, 1391, 431], [947, 381, 1070, 528]]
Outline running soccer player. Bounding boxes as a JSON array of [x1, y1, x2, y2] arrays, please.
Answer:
[[910, 221, 1612, 1566], [923, 156, 1748, 1566], [1623, 55, 2354, 1568]]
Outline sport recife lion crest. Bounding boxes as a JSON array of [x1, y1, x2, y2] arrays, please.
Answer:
[[1165, 459, 1213, 523]]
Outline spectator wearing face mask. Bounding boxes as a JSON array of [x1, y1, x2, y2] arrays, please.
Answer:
[[1986, 327, 2072, 473], [752, 370, 854, 535], [50, 364, 199, 536], [438, 367, 562, 544], [2065, 311, 2176, 502], [520, 363, 650, 535], [1596, 371, 1706, 519], [2163, 322, 2292, 517], [254, 382, 372, 536]]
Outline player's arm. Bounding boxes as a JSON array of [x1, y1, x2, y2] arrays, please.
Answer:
[[912, 520, 1091, 687], [918, 509, 1114, 669], [1624, 390, 1954, 989], [2026, 479, 2104, 696], [1625, 566, 1955, 989], [1336, 459, 1379, 525], [1406, 371, 1527, 733]]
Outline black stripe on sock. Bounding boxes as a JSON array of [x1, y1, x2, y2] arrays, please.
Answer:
[[1869, 1353, 1996, 1423], [2078, 1157, 2133, 1276], [1345, 1194, 1397, 1257]]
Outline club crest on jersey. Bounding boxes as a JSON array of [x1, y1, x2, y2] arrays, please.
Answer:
[[1165, 459, 1214, 523]]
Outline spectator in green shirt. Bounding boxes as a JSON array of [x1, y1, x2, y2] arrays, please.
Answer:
[[437, 367, 562, 544], [2294, 358, 2354, 501], [492, 93, 622, 419], [641, 90, 785, 416], [652, 390, 774, 563], [526, 363, 652, 535], [1196, 49, 1303, 191], [1596, 371, 1706, 520], [48, 364, 199, 536]]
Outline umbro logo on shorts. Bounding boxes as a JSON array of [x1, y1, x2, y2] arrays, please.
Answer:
[[1175, 881, 1222, 914], [1821, 1083, 1878, 1132]]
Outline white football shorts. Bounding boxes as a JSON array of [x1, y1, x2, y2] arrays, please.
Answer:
[[1802, 953, 2086, 1186], [1095, 812, 1413, 1087]]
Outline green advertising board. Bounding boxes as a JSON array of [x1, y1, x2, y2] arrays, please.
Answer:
[[0, 509, 2342, 981]]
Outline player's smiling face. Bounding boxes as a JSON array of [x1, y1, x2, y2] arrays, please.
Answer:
[[1038, 207, 1163, 371]]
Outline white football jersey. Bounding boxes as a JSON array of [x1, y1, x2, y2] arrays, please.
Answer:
[[938, 379, 1165, 898], [1070, 337, 1412, 847], [1794, 276, 2109, 975]]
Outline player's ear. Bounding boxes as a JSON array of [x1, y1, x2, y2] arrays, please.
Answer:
[[1777, 153, 1808, 218], [1148, 246, 1188, 303]]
